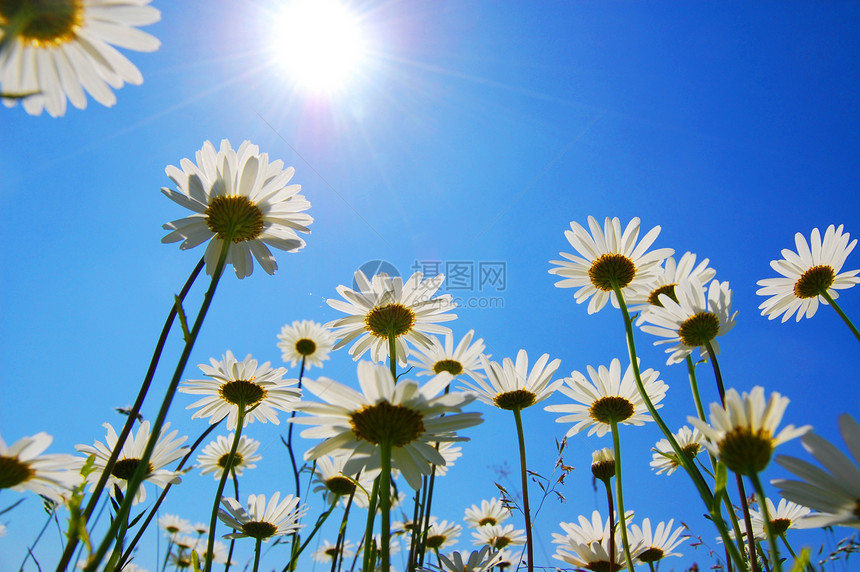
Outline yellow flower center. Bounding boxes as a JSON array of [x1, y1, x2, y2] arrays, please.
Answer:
[[219, 379, 266, 407], [0, 455, 34, 489], [491, 536, 512, 549], [425, 534, 445, 549], [478, 517, 497, 526], [350, 401, 425, 447], [111, 458, 154, 481], [678, 312, 720, 347], [294, 338, 317, 356], [217, 452, 244, 470], [204, 195, 264, 243], [588, 253, 637, 291], [433, 359, 463, 376], [241, 520, 278, 539], [325, 475, 356, 496], [589, 396, 635, 425], [638, 547, 665, 563], [793, 264, 836, 299], [364, 304, 415, 339], [718, 427, 774, 475], [493, 389, 537, 411], [0, 0, 83, 47], [648, 283, 678, 307]]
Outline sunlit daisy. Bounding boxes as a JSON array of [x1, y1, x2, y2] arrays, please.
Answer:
[[158, 514, 193, 537], [191, 522, 208, 535], [292, 361, 482, 490], [196, 434, 262, 479], [171, 533, 201, 552], [198, 539, 231, 565], [549, 216, 674, 314], [757, 224, 859, 322], [312, 539, 355, 563], [277, 319, 335, 370], [628, 518, 686, 564], [311, 453, 378, 508], [218, 492, 307, 541], [461, 349, 562, 411], [408, 330, 487, 383], [629, 251, 717, 321], [748, 498, 815, 540], [545, 358, 668, 438], [326, 270, 457, 366], [77, 421, 188, 505], [591, 447, 616, 482], [774, 413, 860, 528], [179, 350, 300, 430], [161, 139, 313, 278], [552, 511, 632, 571], [688, 386, 810, 476], [471, 523, 526, 549], [0, 432, 81, 502], [650, 426, 704, 476], [425, 518, 462, 550], [0, 0, 160, 117], [639, 279, 737, 365], [554, 510, 630, 545], [431, 441, 463, 477], [436, 546, 500, 572], [464, 498, 511, 528], [486, 548, 525, 571]]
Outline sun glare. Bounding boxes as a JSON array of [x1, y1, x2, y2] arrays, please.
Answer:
[[272, 0, 367, 93]]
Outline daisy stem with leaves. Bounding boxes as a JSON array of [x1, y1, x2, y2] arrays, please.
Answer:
[[204, 405, 248, 572], [609, 421, 634, 571], [512, 407, 535, 572], [748, 471, 783, 572], [611, 283, 749, 572], [819, 289, 860, 343], [85, 239, 232, 572]]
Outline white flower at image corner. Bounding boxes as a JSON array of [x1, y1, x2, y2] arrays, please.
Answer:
[[545, 358, 668, 438], [179, 350, 300, 430], [757, 224, 859, 322], [77, 421, 189, 505], [464, 498, 512, 529], [161, 139, 313, 279], [326, 270, 457, 366], [291, 361, 483, 490], [548, 216, 674, 314], [628, 251, 717, 323], [408, 330, 488, 384], [0, 0, 160, 117], [639, 279, 737, 365], [461, 349, 562, 412], [277, 319, 336, 370], [196, 433, 262, 479], [218, 492, 307, 541], [0, 432, 82, 502], [688, 386, 810, 476], [748, 498, 817, 540], [774, 413, 860, 528], [628, 518, 687, 564], [650, 426, 704, 476]]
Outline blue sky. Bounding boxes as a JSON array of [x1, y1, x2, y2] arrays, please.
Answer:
[[2, 1, 860, 570]]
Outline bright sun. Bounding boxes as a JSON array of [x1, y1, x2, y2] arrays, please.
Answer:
[[272, 0, 367, 93]]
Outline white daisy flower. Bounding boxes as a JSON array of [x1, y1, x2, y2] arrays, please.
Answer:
[[774, 413, 860, 528], [629, 518, 686, 564], [312, 539, 355, 562], [0, 432, 81, 502], [748, 498, 816, 540], [629, 251, 717, 321], [0, 0, 160, 117], [431, 441, 462, 477], [545, 358, 668, 438], [77, 421, 188, 505], [311, 454, 379, 508], [196, 434, 262, 479], [463, 498, 511, 528], [161, 139, 313, 279], [326, 271, 457, 366], [591, 447, 616, 482], [425, 518, 462, 550], [408, 330, 487, 383], [639, 279, 737, 365], [277, 320, 335, 370], [549, 216, 674, 314], [292, 361, 482, 490], [757, 224, 859, 322], [179, 350, 300, 430], [158, 513, 193, 537], [688, 386, 810, 476], [650, 426, 704, 476], [218, 492, 307, 541], [554, 510, 631, 545], [461, 349, 562, 411], [552, 511, 633, 571], [471, 523, 526, 549]]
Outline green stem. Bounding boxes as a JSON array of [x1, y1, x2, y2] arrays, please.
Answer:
[[778, 532, 797, 560], [819, 289, 860, 343], [361, 478, 380, 572], [56, 256, 205, 572], [388, 335, 397, 379], [204, 406, 247, 572], [610, 421, 634, 572], [379, 439, 393, 572], [749, 472, 783, 572], [601, 476, 616, 572], [286, 358, 306, 572], [252, 537, 263, 572], [512, 408, 534, 572], [333, 486, 356, 572], [685, 355, 707, 423], [612, 284, 748, 572], [85, 242, 231, 572]]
